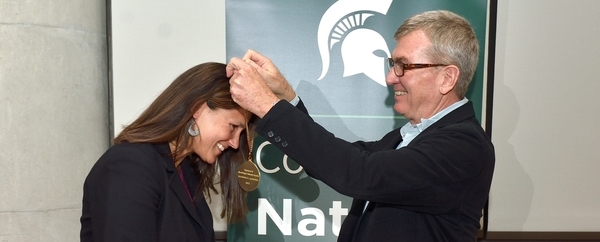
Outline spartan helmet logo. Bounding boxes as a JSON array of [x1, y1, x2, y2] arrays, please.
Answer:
[[317, 0, 393, 86]]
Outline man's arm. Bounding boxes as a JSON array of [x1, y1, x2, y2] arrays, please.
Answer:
[[256, 102, 491, 211], [227, 50, 296, 118]]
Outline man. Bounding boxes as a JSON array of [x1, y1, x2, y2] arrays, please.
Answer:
[[227, 10, 495, 242]]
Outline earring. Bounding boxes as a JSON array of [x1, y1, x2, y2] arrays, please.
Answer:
[[188, 119, 200, 137]]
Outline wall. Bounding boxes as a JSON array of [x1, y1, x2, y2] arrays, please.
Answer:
[[111, 0, 226, 135], [0, 1, 108, 241], [489, 0, 600, 233]]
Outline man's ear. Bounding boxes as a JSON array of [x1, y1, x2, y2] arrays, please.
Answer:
[[439, 65, 460, 95]]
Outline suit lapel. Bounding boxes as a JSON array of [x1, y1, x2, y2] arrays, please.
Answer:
[[414, 101, 477, 141], [386, 133, 403, 150], [155, 144, 207, 229], [169, 162, 207, 229], [338, 199, 368, 241]]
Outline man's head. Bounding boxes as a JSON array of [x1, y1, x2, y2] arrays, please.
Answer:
[[386, 10, 479, 123], [394, 10, 479, 98]]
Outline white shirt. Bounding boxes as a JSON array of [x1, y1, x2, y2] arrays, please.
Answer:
[[397, 98, 468, 148]]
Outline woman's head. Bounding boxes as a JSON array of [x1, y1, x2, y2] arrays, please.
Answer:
[[189, 102, 248, 163], [114, 62, 251, 161]]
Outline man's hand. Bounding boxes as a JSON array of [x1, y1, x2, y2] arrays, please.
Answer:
[[227, 56, 280, 118], [240, 50, 296, 102]]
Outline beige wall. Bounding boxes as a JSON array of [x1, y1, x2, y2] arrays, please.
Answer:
[[489, 0, 600, 232], [0, 1, 108, 241]]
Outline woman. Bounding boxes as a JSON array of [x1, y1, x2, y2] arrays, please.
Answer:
[[80, 62, 254, 241]]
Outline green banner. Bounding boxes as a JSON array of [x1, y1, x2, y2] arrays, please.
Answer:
[[226, 0, 491, 241]]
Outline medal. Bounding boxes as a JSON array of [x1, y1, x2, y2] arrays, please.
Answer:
[[237, 122, 260, 191]]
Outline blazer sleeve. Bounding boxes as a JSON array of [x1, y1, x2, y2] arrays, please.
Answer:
[[293, 98, 386, 152], [82, 144, 164, 242], [257, 101, 492, 211]]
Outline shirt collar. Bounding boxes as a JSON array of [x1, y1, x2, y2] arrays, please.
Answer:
[[400, 98, 468, 140], [423, 97, 468, 127]]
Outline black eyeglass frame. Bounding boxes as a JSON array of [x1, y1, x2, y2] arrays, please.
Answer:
[[387, 58, 448, 77]]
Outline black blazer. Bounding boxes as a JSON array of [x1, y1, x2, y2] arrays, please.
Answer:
[[256, 100, 495, 242], [80, 143, 215, 242]]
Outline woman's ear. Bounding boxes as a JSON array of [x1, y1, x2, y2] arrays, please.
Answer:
[[439, 65, 460, 95], [192, 102, 208, 119]]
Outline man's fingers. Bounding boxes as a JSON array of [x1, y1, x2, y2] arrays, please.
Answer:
[[243, 58, 269, 77], [226, 57, 249, 77], [242, 49, 260, 63], [243, 49, 271, 68], [228, 56, 264, 78]]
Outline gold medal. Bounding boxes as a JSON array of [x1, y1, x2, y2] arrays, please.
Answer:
[[237, 159, 260, 191], [237, 122, 260, 191]]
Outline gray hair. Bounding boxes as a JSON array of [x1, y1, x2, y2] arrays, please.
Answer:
[[394, 10, 479, 98]]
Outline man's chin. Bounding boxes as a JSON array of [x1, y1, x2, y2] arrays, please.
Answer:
[[393, 105, 407, 116]]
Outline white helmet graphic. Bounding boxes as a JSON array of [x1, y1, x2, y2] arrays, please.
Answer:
[[317, 0, 393, 86]]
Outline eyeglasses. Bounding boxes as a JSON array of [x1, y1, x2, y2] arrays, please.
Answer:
[[387, 58, 448, 77]]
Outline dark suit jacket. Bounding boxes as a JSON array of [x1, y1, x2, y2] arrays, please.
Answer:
[[256, 100, 495, 242], [80, 143, 215, 242]]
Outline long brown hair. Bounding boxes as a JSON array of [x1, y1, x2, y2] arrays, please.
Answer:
[[114, 62, 252, 223]]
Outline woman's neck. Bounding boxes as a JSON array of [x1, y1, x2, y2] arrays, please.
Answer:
[[168, 141, 186, 168]]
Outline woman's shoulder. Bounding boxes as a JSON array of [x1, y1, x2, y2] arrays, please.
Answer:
[[107, 142, 156, 154], [85, 143, 170, 185], [82, 143, 170, 215], [94, 142, 168, 171], [100, 142, 150, 159]]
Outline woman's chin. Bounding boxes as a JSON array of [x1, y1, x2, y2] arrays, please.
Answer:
[[199, 153, 217, 164], [204, 158, 217, 164]]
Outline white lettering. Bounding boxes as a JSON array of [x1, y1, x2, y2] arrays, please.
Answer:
[[256, 141, 303, 174], [256, 142, 279, 173], [329, 201, 348, 236], [298, 207, 325, 236], [258, 198, 349, 237], [283, 155, 303, 174], [258, 198, 292, 235]]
